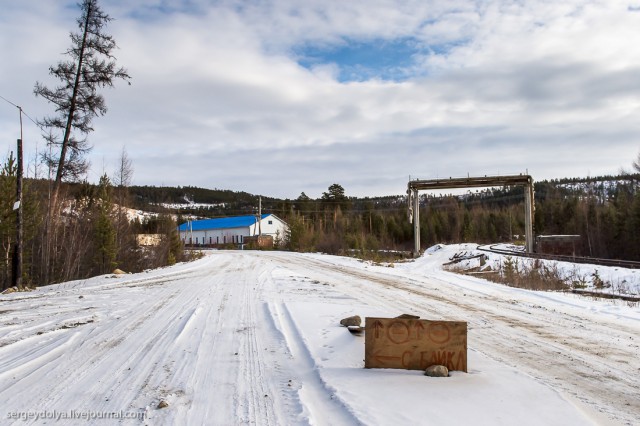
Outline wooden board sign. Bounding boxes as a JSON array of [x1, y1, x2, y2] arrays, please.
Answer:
[[364, 317, 467, 372]]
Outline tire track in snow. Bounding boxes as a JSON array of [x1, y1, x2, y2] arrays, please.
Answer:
[[236, 263, 278, 425], [44, 288, 192, 414], [0, 330, 81, 385], [173, 276, 232, 424], [0, 253, 255, 424], [0, 260, 232, 422], [178, 253, 280, 425], [0, 285, 182, 415], [268, 301, 361, 426]]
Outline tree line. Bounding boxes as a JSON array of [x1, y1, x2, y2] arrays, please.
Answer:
[[126, 169, 640, 262], [272, 172, 640, 261], [0, 155, 186, 291], [5, 159, 638, 291]]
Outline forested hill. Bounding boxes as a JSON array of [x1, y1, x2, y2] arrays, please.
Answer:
[[128, 174, 640, 209], [542, 174, 640, 198], [129, 185, 273, 205], [125, 185, 278, 216]]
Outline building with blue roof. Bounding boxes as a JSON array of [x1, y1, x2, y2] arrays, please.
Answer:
[[177, 214, 288, 246]]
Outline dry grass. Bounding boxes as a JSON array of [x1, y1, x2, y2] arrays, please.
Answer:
[[447, 256, 580, 292], [446, 255, 639, 306]]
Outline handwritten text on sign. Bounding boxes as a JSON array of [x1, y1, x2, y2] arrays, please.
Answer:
[[364, 317, 467, 372]]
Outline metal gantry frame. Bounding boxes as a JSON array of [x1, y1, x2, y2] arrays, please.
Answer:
[[407, 175, 535, 257]]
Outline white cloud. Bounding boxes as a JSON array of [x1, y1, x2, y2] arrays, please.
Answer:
[[1, 0, 640, 198]]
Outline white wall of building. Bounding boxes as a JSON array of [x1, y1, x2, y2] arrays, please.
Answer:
[[180, 227, 249, 245], [179, 215, 288, 246], [248, 215, 288, 240]]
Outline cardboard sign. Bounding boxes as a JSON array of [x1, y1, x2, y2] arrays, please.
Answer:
[[364, 317, 467, 372]]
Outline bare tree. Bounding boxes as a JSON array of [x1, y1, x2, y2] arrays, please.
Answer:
[[34, 0, 130, 206], [115, 146, 133, 188], [113, 147, 136, 270], [113, 146, 133, 238], [633, 150, 640, 173]]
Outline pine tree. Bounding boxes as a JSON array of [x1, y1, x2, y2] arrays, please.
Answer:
[[1, 155, 41, 289], [627, 192, 640, 260], [322, 184, 348, 212], [0, 154, 17, 290], [93, 174, 117, 274]]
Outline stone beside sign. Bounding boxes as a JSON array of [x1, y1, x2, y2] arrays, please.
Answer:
[[364, 317, 467, 372]]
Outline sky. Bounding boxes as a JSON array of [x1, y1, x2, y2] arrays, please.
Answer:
[[1, 0, 640, 199]]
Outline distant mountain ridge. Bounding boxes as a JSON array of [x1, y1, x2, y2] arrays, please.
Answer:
[[127, 173, 640, 211]]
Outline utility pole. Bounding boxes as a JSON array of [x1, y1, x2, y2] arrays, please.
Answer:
[[12, 114, 24, 288], [258, 196, 262, 237]]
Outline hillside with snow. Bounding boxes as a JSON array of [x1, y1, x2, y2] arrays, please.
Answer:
[[1, 246, 638, 425]]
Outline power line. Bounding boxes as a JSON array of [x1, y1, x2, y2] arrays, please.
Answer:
[[20, 109, 39, 128], [0, 94, 19, 108], [0, 94, 41, 129]]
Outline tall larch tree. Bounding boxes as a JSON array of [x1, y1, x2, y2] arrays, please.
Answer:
[[34, 0, 130, 207]]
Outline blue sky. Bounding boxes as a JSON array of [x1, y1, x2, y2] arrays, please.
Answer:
[[296, 37, 426, 82], [1, 0, 640, 198]]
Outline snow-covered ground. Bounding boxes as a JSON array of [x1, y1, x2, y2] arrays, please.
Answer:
[[121, 206, 197, 224], [1, 245, 639, 425], [442, 243, 640, 296]]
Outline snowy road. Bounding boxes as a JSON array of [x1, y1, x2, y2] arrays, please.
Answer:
[[1, 249, 639, 425]]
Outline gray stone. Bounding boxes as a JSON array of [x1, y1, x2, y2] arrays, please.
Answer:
[[340, 315, 361, 327], [347, 325, 364, 334], [424, 365, 449, 377], [157, 400, 169, 409]]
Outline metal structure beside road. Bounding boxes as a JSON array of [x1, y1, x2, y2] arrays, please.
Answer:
[[408, 175, 535, 257]]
